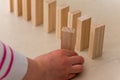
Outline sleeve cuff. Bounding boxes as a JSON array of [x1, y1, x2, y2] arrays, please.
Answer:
[[4, 50, 28, 80]]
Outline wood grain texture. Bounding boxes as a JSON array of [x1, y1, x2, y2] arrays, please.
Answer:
[[22, 0, 31, 21], [68, 10, 81, 29], [56, 4, 69, 39], [61, 27, 76, 51], [9, 0, 14, 12], [44, 0, 56, 33], [14, 0, 22, 16], [76, 15, 91, 51], [88, 24, 105, 59], [31, 0, 43, 26]]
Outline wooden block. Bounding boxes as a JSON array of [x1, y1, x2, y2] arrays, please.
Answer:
[[76, 15, 91, 51], [44, 0, 56, 33], [31, 0, 43, 26], [14, 0, 22, 16], [22, 0, 31, 21], [61, 27, 76, 51], [56, 4, 70, 39], [9, 0, 14, 12], [68, 10, 81, 29], [88, 24, 105, 59]]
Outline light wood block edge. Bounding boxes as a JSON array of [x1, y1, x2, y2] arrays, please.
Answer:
[[88, 24, 105, 59]]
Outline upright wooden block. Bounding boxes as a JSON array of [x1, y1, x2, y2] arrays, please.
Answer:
[[44, 0, 56, 33], [61, 27, 76, 51], [76, 15, 91, 51], [14, 0, 22, 16], [9, 0, 14, 12], [31, 0, 43, 26], [22, 0, 31, 21], [68, 10, 81, 29], [88, 24, 105, 59], [56, 4, 69, 39]]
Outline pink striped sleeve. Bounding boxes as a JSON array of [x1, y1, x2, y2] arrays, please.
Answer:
[[0, 46, 14, 80], [0, 41, 28, 80], [0, 42, 7, 71]]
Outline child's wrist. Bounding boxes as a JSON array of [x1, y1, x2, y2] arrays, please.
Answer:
[[23, 58, 40, 80]]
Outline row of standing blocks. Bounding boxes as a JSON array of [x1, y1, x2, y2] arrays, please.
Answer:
[[9, 0, 105, 59]]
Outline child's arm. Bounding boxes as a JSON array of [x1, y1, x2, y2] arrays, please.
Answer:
[[0, 41, 28, 80]]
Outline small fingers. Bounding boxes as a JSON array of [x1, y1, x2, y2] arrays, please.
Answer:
[[68, 73, 76, 79], [70, 65, 83, 73], [60, 49, 78, 56], [69, 56, 84, 65]]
